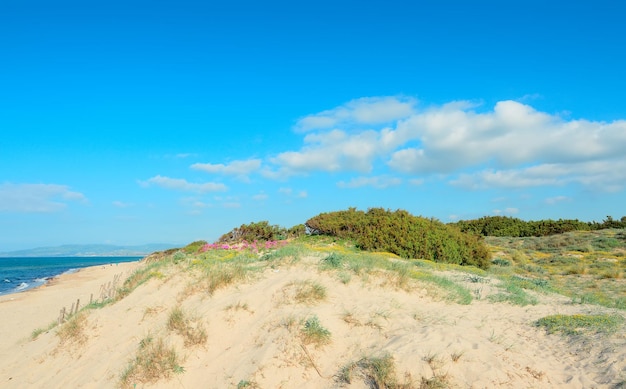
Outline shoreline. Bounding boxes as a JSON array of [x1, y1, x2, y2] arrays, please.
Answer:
[[0, 260, 141, 350], [0, 256, 143, 297]]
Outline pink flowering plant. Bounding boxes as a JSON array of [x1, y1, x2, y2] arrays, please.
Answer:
[[200, 239, 289, 255]]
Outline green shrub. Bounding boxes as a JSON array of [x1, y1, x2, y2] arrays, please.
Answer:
[[183, 240, 207, 254], [300, 316, 331, 346], [492, 258, 511, 267], [217, 221, 306, 243], [306, 208, 491, 269], [321, 252, 344, 268], [454, 215, 626, 238]]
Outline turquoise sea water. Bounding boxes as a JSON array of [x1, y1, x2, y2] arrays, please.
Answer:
[[0, 256, 141, 295]]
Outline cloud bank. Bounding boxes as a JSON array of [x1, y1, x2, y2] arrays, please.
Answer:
[[0, 183, 87, 213], [267, 97, 626, 191]]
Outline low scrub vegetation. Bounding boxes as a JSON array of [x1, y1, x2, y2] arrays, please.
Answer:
[[485, 229, 626, 310], [535, 314, 624, 335], [454, 215, 626, 237]]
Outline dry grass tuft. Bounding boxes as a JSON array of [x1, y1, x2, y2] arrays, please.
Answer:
[[338, 354, 417, 388], [120, 336, 184, 388], [295, 280, 327, 304], [167, 306, 208, 347], [57, 312, 88, 346]]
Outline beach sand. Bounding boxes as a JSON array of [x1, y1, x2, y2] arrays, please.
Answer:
[[0, 256, 624, 388]]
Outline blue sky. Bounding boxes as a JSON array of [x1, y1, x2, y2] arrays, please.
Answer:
[[1, 0, 625, 251]]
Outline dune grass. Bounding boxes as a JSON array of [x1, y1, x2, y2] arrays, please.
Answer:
[[292, 280, 327, 304], [535, 314, 624, 335], [120, 336, 184, 388], [167, 306, 207, 347], [116, 261, 170, 300], [485, 229, 626, 310], [338, 354, 422, 388], [411, 272, 473, 305], [300, 315, 331, 347], [30, 320, 58, 340], [56, 312, 88, 346]]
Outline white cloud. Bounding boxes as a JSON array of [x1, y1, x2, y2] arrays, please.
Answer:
[[545, 195, 571, 205], [278, 187, 308, 198], [337, 176, 402, 189], [493, 208, 519, 215], [142, 175, 227, 193], [279, 187, 292, 195], [294, 96, 417, 132], [270, 129, 388, 177], [387, 100, 626, 175], [253, 192, 268, 201], [0, 183, 87, 213], [450, 160, 626, 192], [191, 159, 262, 176]]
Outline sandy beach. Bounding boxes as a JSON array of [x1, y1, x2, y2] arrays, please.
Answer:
[[0, 254, 624, 388]]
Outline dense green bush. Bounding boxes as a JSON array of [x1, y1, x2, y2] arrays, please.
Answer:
[[453, 215, 626, 238], [217, 221, 306, 243], [305, 208, 491, 269]]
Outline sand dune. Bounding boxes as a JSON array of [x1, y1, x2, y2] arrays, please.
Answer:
[[0, 254, 624, 388]]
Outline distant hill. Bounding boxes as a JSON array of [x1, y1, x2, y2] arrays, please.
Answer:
[[0, 244, 176, 257]]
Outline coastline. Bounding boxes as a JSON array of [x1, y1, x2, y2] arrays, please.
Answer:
[[0, 260, 141, 350], [0, 256, 143, 296]]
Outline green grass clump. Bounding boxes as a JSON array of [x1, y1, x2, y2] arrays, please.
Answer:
[[492, 258, 511, 267], [31, 320, 58, 340], [488, 279, 538, 306], [120, 336, 184, 388], [237, 380, 259, 388], [300, 316, 331, 347], [261, 243, 309, 262], [411, 272, 473, 305], [116, 261, 169, 300], [535, 314, 624, 335], [321, 252, 344, 268]]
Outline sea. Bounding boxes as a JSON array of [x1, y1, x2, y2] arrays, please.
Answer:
[[0, 256, 142, 296]]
